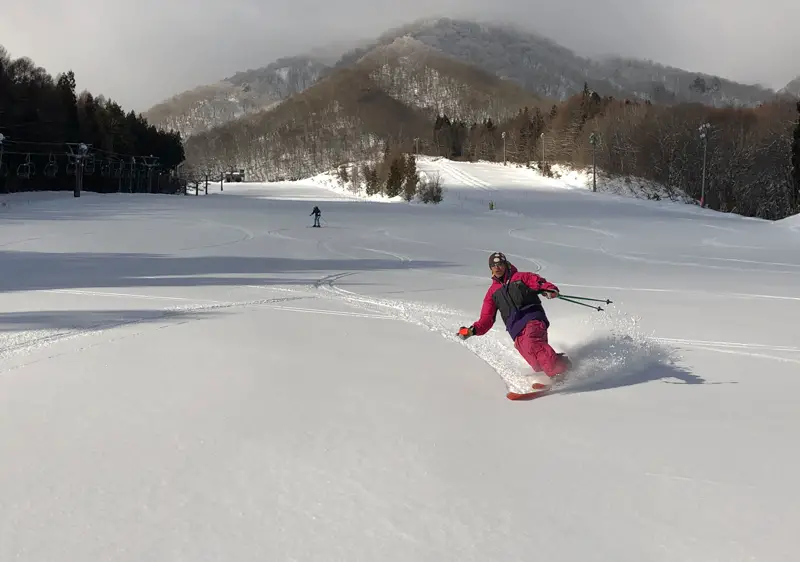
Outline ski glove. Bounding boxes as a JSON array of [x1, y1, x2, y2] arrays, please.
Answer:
[[457, 326, 475, 339]]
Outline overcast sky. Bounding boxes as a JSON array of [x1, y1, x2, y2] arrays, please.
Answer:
[[2, 0, 798, 112]]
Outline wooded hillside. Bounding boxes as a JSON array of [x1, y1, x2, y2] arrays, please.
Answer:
[[435, 89, 799, 219]]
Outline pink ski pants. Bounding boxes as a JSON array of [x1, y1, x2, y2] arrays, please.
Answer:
[[513, 320, 567, 377]]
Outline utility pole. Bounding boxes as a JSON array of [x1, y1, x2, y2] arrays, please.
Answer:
[[589, 132, 599, 192], [66, 143, 91, 197], [141, 155, 160, 193], [699, 123, 710, 208]]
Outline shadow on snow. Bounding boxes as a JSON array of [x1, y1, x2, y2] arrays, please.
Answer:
[[0, 308, 221, 334], [0, 250, 455, 293]]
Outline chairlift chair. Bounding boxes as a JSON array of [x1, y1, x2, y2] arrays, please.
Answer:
[[44, 153, 58, 178]]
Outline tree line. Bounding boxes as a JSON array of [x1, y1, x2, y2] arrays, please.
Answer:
[[0, 46, 185, 195], [425, 86, 800, 219]]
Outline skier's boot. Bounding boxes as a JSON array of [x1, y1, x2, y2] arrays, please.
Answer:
[[546, 353, 572, 386]]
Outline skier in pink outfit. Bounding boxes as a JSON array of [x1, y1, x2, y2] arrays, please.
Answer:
[[457, 252, 571, 383]]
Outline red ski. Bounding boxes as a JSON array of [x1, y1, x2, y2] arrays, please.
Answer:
[[506, 383, 552, 401]]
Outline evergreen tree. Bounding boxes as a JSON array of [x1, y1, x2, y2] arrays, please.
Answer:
[[402, 153, 419, 201], [364, 165, 380, 196], [386, 154, 404, 198]]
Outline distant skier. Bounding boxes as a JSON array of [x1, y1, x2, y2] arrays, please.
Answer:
[[310, 205, 321, 227], [457, 251, 571, 388]]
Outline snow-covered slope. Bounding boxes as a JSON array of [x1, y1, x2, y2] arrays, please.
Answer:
[[307, 156, 696, 208], [1, 162, 798, 561]]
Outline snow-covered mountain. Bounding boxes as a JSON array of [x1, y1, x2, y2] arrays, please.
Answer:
[[356, 36, 546, 123], [182, 36, 545, 182], [145, 17, 782, 140], [330, 18, 777, 108], [142, 56, 330, 139]]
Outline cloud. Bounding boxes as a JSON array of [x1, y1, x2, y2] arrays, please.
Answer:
[[1, 0, 797, 112]]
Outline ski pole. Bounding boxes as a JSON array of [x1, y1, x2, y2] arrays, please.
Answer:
[[538, 290, 612, 305], [556, 294, 613, 305], [557, 295, 607, 311]]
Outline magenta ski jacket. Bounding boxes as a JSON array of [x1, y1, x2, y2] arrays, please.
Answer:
[[471, 263, 559, 340]]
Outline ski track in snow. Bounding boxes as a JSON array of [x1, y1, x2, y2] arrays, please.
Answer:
[[436, 159, 493, 191], [602, 249, 800, 275], [378, 228, 548, 274], [507, 227, 604, 252], [0, 295, 312, 369], [308, 239, 553, 393], [701, 236, 765, 250], [266, 227, 308, 242], [312, 277, 541, 394], [0, 289, 396, 374], [245, 243, 543, 393], [176, 217, 256, 252], [654, 337, 800, 365], [531, 221, 621, 239], [510, 226, 800, 275], [0, 230, 97, 249]]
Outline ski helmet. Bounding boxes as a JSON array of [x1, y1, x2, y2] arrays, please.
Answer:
[[488, 251, 508, 267]]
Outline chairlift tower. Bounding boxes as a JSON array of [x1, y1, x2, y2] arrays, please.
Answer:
[[141, 155, 160, 193], [66, 142, 92, 198]]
